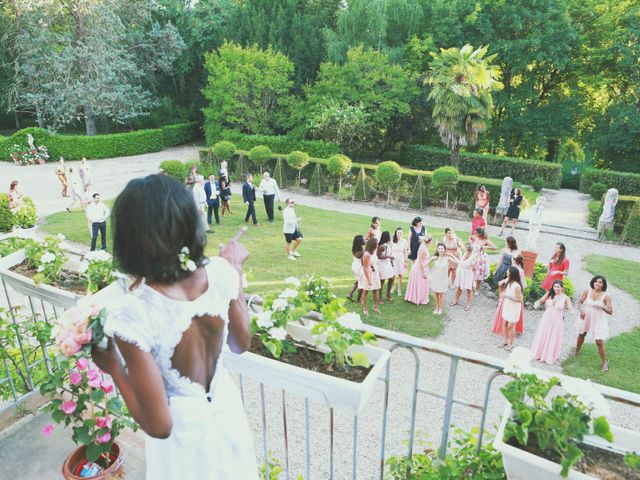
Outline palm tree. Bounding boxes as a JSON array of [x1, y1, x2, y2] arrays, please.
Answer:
[[426, 45, 503, 167]]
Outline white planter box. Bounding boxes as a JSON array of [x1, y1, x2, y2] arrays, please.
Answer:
[[224, 322, 390, 415], [493, 404, 640, 480]]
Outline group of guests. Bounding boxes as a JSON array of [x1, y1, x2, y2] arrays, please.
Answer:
[[55, 157, 93, 211]]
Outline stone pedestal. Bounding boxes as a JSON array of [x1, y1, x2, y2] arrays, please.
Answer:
[[521, 250, 538, 279]]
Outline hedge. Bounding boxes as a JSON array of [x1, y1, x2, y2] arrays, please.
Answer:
[[400, 144, 562, 188], [579, 168, 640, 196], [0, 193, 38, 232], [587, 195, 640, 232], [2, 123, 199, 162], [622, 202, 640, 245], [210, 131, 340, 158]]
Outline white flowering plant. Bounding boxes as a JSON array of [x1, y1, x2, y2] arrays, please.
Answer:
[[80, 250, 115, 294], [250, 280, 314, 359], [310, 299, 377, 371], [24, 235, 68, 286], [301, 275, 336, 311], [500, 348, 613, 477]]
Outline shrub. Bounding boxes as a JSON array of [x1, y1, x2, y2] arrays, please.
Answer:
[[159, 160, 186, 181], [46, 129, 164, 160], [375, 161, 402, 202], [13, 197, 37, 228], [249, 145, 273, 167], [589, 182, 607, 200], [431, 166, 459, 190], [214, 131, 340, 158], [580, 168, 640, 196], [622, 202, 640, 245], [326, 154, 352, 190], [588, 200, 602, 228], [161, 122, 199, 147], [532, 177, 545, 192], [211, 141, 237, 160], [0, 194, 12, 232], [286, 150, 310, 170], [309, 164, 326, 195]]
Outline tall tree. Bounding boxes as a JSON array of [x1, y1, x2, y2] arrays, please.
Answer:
[[426, 44, 503, 167]]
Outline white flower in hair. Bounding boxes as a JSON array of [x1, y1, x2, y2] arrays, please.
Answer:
[[178, 246, 197, 272]]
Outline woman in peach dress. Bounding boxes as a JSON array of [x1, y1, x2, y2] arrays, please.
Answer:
[[475, 185, 490, 220], [531, 280, 574, 365], [496, 267, 524, 352], [360, 237, 381, 315], [404, 235, 432, 305], [492, 255, 526, 336]]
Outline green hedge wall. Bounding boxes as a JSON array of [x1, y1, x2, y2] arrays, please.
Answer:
[[622, 202, 640, 245], [210, 131, 340, 159], [579, 168, 640, 196], [587, 195, 640, 231], [400, 144, 562, 188], [2, 123, 199, 162]]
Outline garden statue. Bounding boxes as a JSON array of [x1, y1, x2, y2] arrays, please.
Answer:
[[598, 188, 619, 239], [525, 196, 546, 250], [496, 176, 513, 216], [27, 133, 35, 151]]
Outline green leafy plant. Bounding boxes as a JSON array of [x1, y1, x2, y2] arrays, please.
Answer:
[[589, 182, 607, 200], [625, 452, 640, 471], [0, 237, 29, 257], [0, 194, 14, 232], [375, 161, 402, 203], [326, 154, 352, 191], [24, 235, 68, 286], [211, 141, 237, 163], [80, 251, 115, 294], [13, 196, 38, 228], [301, 275, 336, 311], [531, 177, 545, 192], [431, 166, 459, 201], [249, 145, 273, 169], [286, 150, 310, 186], [159, 160, 186, 181]]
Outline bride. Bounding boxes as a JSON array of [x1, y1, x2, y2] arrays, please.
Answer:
[[91, 174, 258, 479]]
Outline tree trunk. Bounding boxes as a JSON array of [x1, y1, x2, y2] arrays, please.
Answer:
[[35, 102, 44, 129], [14, 111, 20, 130], [84, 104, 97, 136], [545, 139, 559, 162], [450, 143, 460, 168]]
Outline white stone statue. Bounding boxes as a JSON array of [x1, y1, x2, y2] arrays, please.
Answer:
[[525, 196, 546, 250], [27, 133, 35, 150], [598, 188, 619, 239], [496, 176, 513, 216]]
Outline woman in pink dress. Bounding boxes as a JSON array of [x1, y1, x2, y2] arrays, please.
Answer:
[[429, 243, 460, 315], [377, 231, 395, 303], [492, 256, 527, 336], [404, 235, 432, 305], [496, 267, 524, 352], [443, 227, 463, 288], [475, 185, 490, 220], [451, 242, 476, 311], [391, 228, 409, 296], [347, 235, 365, 303], [574, 276, 614, 372], [541, 242, 569, 292], [359, 237, 381, 315], [531, 280, 574, 365], [472, 228, 496, 295]]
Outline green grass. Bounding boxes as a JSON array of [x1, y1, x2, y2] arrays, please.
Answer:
[[562, 255, 640, 393], [41, 196, 504, 338]]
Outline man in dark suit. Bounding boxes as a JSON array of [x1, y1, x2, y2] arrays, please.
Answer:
[[204, 173, 221, 227], [242, 174, 259, 225]]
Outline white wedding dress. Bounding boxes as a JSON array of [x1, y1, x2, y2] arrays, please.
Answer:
[[105, 257, 258, 479]]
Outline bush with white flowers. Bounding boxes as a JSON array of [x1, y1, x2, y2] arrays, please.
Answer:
[[23, 235, 68, 286], [301, 275, 336, 311]]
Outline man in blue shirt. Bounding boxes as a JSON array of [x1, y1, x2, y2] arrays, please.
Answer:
[[204, 173, 221, 227]]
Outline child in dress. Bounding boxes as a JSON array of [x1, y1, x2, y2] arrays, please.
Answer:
[[360, 237, 382, 315], [429, 242, 460, 315], [404, 235, 432, 305], [391, 228, 409, 296], [451, 242, 476, 311], [377, 231, 395, 303], [531, 280, 575, 365], [347, 235, 365, 303], [496, 266, 524, 352]]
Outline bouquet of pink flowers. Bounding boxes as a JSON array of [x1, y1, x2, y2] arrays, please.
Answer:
[[52, 303, 109, 357]]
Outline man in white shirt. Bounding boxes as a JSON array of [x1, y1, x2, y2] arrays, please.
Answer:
[[85, 193, 110, 251], [192, 175, 211, 233], [258, 171, 280, 223], [282, 198, 302, 260]]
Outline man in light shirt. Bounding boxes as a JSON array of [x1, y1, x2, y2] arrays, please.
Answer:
[[85, 193, 110, 251], [283, 198, 302, 260], [258, 171, 280, 223]]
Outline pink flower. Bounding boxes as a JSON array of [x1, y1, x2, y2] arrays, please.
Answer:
[[69, 371, 83, 386], [88, 377, 101, 388], [60, 337, 82, 357], [100, 381, 114, 394], [87, 303, 101, 318], [96, 416, 113, 429], [73, 327, 92, 345], [61, 401, 77, 415], [96, 431, 111, 444], [86, 369, 99, 381], [42, 424, 54, 436], [76, 358, 89, 370]]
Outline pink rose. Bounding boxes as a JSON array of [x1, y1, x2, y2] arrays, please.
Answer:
[[42, 424, 54, 436], [69, 371, 83, 386], [76, 358, 89, 370], [100, 381, 113, 394], [96, 431, 111, 444], [60, 337, 82, 357], [86, 369, 99, 380], [88, 377, 101, 388], [87, 303, 101, 319], [61, 401, 76, 415], [96, 416, 113, 429], [73, 326, 92, 345]]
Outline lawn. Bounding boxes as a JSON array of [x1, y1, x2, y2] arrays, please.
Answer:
[[41, 196, 504, 338], [562, 255, 640, 393]]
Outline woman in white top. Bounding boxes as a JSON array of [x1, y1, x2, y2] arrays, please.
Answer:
[[92, 174, 258, 479], [391, 228, 409, 296], [496, 266, 524, 352], [376, 231, 395, 303]]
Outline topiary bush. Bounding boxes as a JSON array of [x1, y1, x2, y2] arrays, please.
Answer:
[[622, 202, 640, 245], [13, 197, 38, 228], [375, 161, 402, 203], [532, 177, 545, 192], [211, 141, 237, 161], [326, 154, 352, 190], [589, 182, 607, 200], [159, 160, 186, 181], [430, 166, 459, 201], [0, 194, 13, 232], [249, 145, 273, 169], [309, 164, 327, 195], [286, 150, 310, 187]]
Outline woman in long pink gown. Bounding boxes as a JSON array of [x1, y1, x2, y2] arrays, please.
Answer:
[[404, 235, 432, 305], [531, 280, 574, 365]]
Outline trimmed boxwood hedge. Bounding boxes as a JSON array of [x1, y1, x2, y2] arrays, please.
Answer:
[[579, 168, 640, 196], [211, 130, 340, 158], [587, 195, 640, 232], [400, 144, 562, 188], [161, 122, 200, 147], [622, 202, 640, 245]]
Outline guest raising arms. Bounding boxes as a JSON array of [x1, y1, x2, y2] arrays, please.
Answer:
[[472, 228, 496, 295], [475, 185, 490, 220], [55, 157, 68, 197], [574, 276, 613, 372], [391, 228, 409, 296], [493, 236, 519, 286], [429, 243, 460, 315], [499, 188, 529, 236], [443, 227, 463, 288], [471, 208, 487, 237], [407, 217, 426, 264], [491, 255, 526, 337], [347, 235, 366, 303], [496, 266, 524, 352], [451, 242, 476, 311], [531, 280, 574, 365], [360, 238, 382, 316], [365, 216, 382, 242], [377, 231, 395, 303], [541, 242, 569, 292], [404, 235, 432, 305]]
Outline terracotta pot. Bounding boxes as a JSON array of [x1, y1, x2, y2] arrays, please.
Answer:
[[62, 442, 125, 479], [520, 250, 537, 279]]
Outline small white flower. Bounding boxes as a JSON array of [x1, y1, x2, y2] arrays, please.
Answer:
[[503, 347, 533, 375], [285, 276, 301, 287], [562, 377, 611, 418], [337, 312, 363, 330], [40, 252, 56, 264], [181, 247, 190, 254], [268, 327, 288, 341], [56, 233, 65, 241], [272, 298, 288, 311], [186, 260, 197, 272], [77, 261, 89, 274], [36, 265, 45, 272], [85, 250, 111, 262], [278, 288, 298, 299], [255, 310, 274, 329]]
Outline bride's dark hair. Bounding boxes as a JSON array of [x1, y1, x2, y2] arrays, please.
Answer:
[[112, 174, 207, 285]]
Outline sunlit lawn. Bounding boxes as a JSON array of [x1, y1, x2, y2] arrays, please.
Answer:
[[42, 196, 505, 338], [561, 255, 640, 393]]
